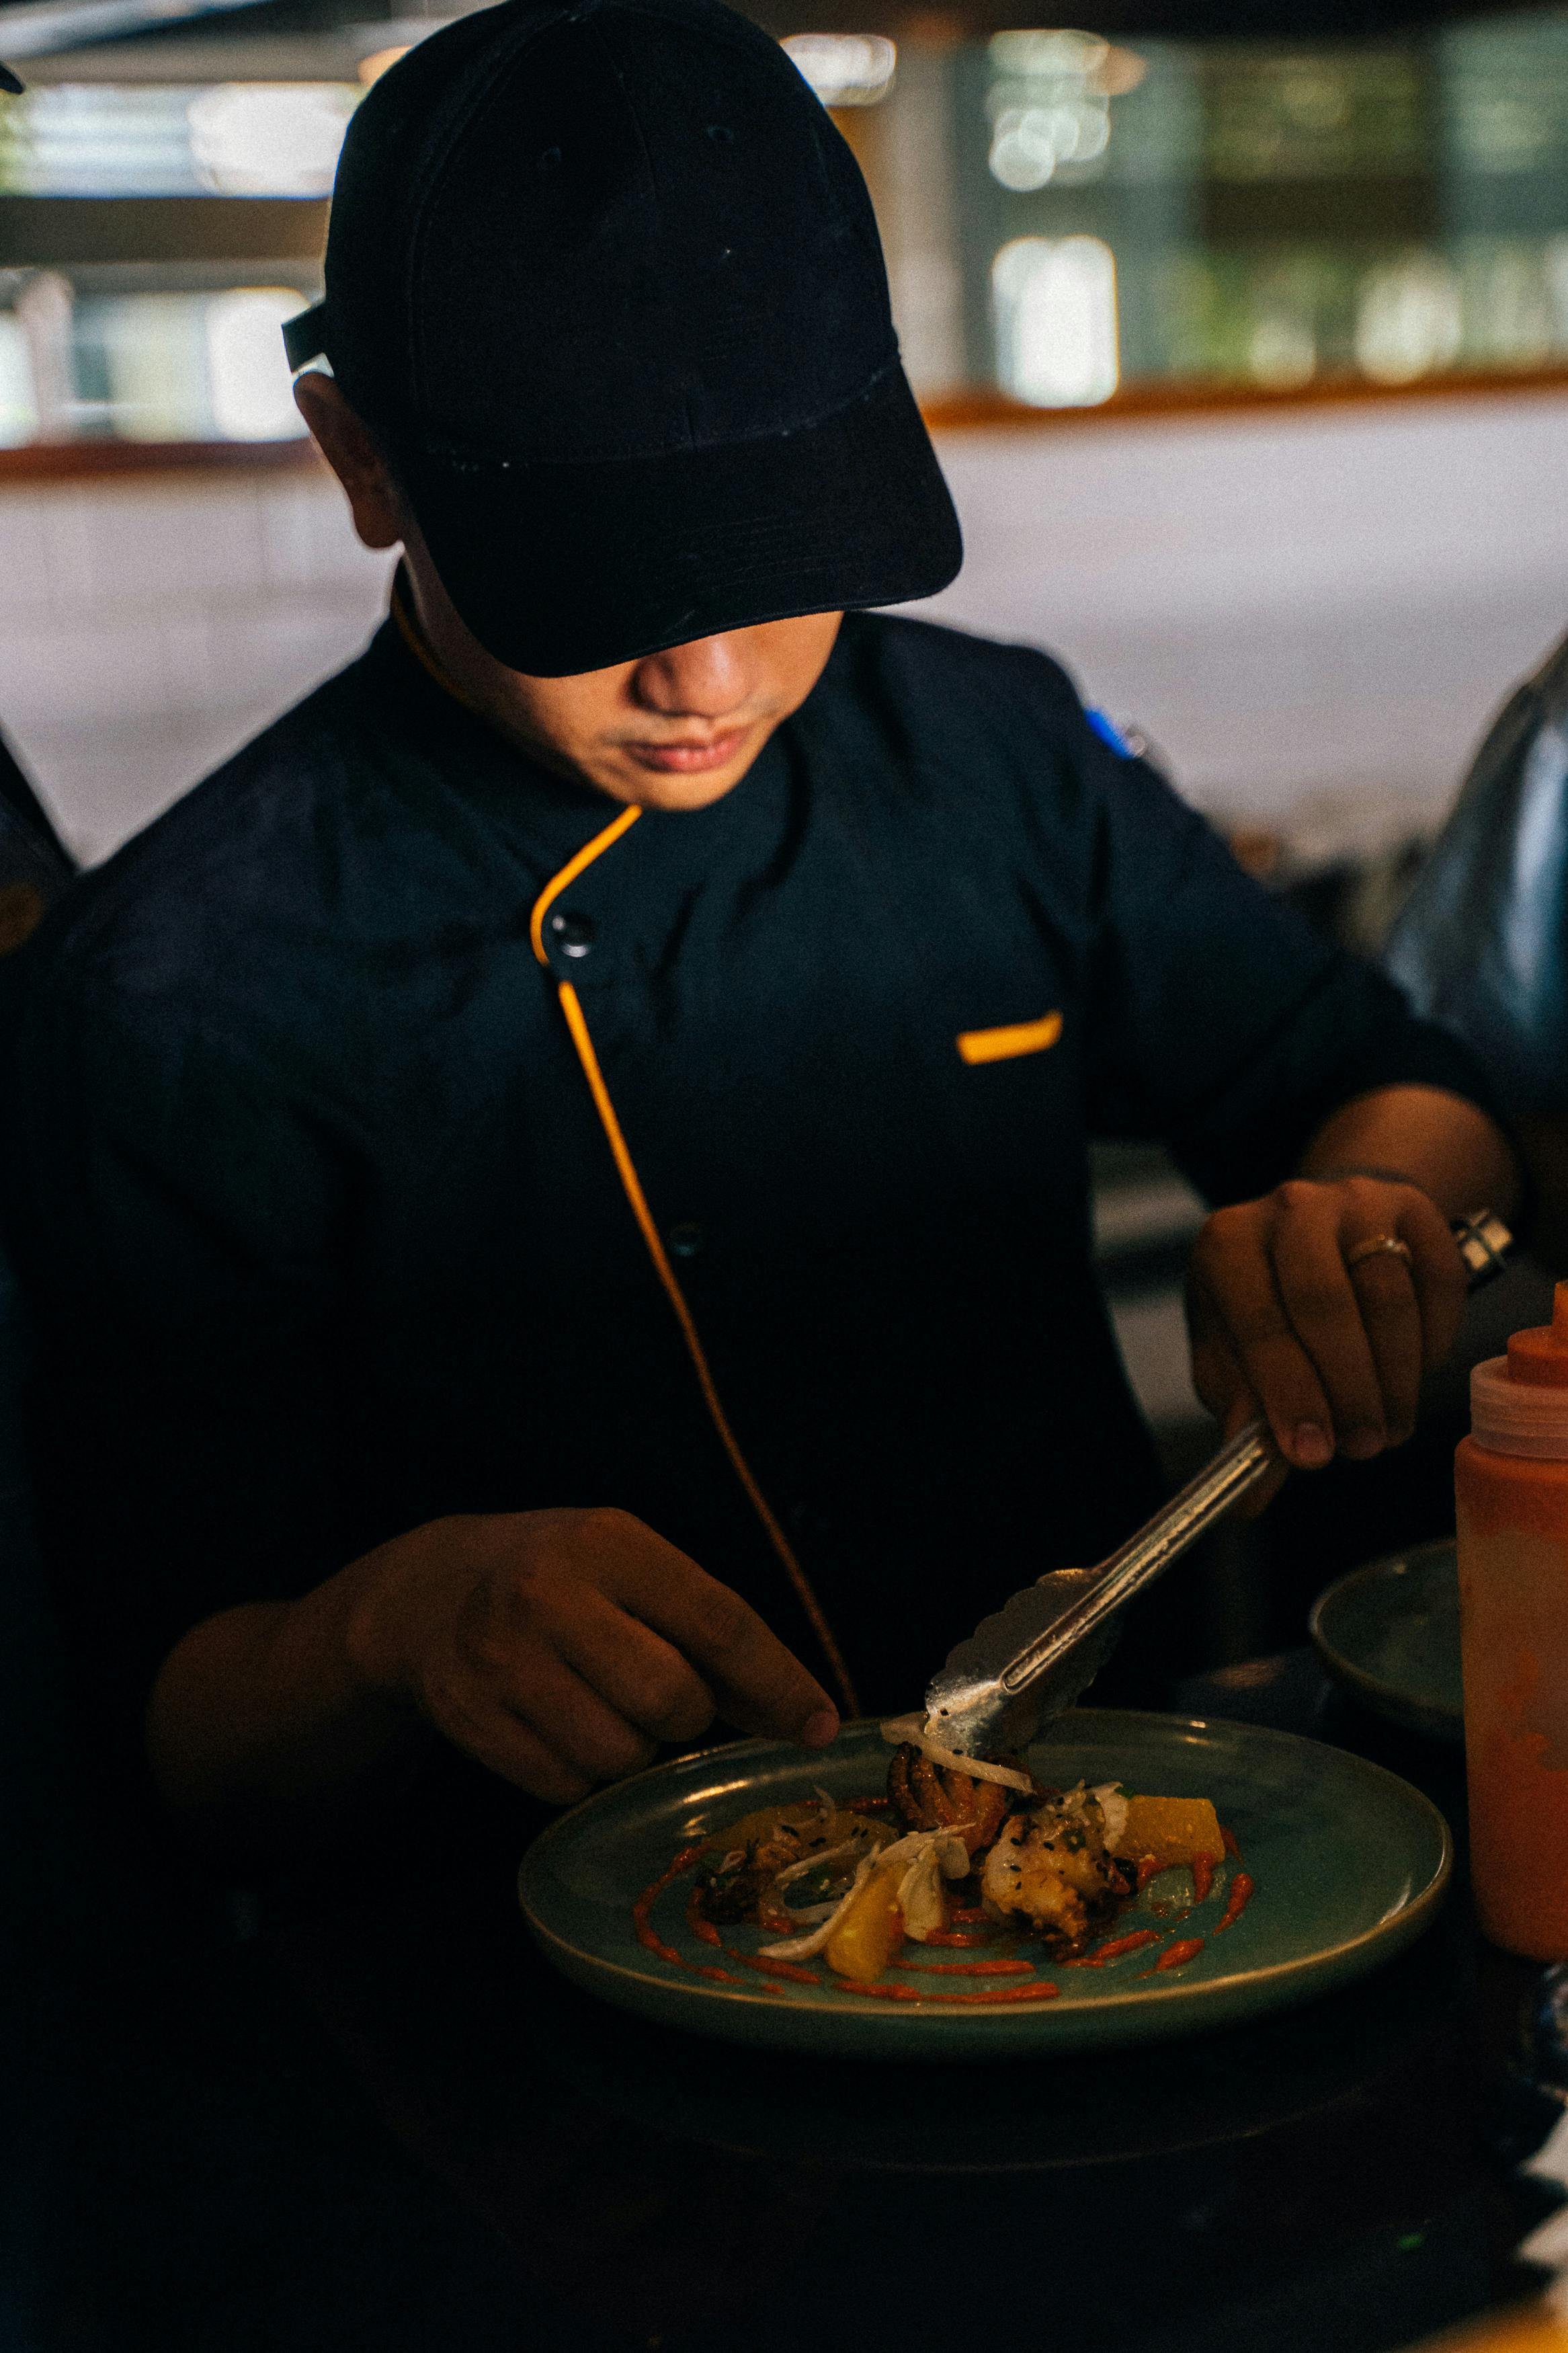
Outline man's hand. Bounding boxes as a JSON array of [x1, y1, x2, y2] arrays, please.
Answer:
[[344, 1507, 840, 1806], [1186, 1174, 1468, 1479]]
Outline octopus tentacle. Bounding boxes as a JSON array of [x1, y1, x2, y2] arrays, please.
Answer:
[[907, 1751, 946, 1829], [887, 1744, 924, 1829]]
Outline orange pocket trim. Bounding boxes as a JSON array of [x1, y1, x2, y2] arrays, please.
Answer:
[[956, 1010, 1063, 1066]]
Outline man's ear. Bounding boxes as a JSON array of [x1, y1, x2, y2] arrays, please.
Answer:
[[293, 372, 405, 552]]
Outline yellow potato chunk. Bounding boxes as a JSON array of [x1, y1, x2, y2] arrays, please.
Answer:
[[825, 1861, 906, 1981], [1119, 1796, 1224, 1868]]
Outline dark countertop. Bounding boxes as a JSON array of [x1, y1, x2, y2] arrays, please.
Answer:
[[15, 1657, 1563, 2353]]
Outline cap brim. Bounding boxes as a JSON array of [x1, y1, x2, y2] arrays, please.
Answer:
[[397, 363, 962, 677]]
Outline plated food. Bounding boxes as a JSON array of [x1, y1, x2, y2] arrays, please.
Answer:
[[518, 1712, 1453, 2059], [637, 1715, 1253, 2008]]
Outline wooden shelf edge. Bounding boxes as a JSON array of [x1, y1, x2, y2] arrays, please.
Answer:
[[0, 436, 325, 482], [921, 365, 1568, 432], [5, 363, 1568, 484]]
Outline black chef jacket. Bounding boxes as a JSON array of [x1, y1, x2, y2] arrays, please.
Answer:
[[1, 608, 1492, 1741]]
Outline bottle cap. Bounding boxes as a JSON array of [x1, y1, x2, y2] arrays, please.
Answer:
[[1472, 1283, 1568, 1458]]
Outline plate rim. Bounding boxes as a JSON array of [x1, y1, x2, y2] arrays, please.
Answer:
[[1309, 1540, 1462, 1734], [517, 1708, 1454, 2028]]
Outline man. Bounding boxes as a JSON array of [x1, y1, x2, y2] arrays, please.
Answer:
[[1, 0, 1515, 1858]]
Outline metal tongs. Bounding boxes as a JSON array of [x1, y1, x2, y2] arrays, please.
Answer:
[[921, 1208, 1514, 1761]]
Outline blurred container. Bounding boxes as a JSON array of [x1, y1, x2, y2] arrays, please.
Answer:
[[1458, 1283, 1568, 1959], [1388, 629, 1568, 1123]]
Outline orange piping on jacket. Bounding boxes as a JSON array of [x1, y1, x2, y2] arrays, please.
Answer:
[[530, 810, 860, 1718]]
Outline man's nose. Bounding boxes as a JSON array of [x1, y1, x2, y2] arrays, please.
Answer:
[[632, 632, 753, 719]]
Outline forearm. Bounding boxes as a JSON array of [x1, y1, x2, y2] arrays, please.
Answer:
[[145, 1550, 432, 1859], [1298, 1084, 1520, 1223]]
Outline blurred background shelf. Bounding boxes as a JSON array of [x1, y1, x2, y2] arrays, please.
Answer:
[[11, 7, 1568, 441]]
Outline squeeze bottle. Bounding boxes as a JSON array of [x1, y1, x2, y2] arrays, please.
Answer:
[[1458, 1282, 1568, 1958]]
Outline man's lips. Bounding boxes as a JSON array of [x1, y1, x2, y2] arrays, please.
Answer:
[[624, 728, 750, 775]]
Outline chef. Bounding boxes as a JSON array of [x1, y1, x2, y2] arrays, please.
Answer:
[[1, 0, 1516, 1858]]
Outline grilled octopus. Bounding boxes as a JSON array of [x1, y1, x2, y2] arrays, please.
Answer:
[[886, 1741, 1014, 1857], [886, 1745, 1136, 1949]]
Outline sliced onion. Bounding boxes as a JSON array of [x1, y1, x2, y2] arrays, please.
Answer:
[[758, 1828, 971, 1958], [897, 1850, 946, 1943], [758, 1854, 876, 1960], [1091, 1782, 1129, 1852], [878, 1714, 1034, 1793], [773, 1836, 866, 1891], [874, 1827, 973, 1880], [862, 1827, 973, 1944]]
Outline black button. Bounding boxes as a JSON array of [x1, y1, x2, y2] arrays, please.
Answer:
[[667, 1222, 704, 1259], [548, 909, 595, 959]]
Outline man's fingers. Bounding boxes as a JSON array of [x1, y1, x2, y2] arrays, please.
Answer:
[[1188, 1322, 1256, 1431], [548, 1581, 718, 1746], [1270, 1201, 1397, 1458], [588, 1516, 838, 1745], [492, 1646, 661, 1784], [1189, 1235, 1337, 1472], [1399, 1196, 1469, 1373], [421, 1674, 596, 1806], [1190, 1181, 1471, 1474], [1344, 1249, 1423, 1444]]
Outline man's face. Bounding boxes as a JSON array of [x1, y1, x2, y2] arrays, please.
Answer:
[[294, 372, 842, 813], [403, 523, 842, 811]]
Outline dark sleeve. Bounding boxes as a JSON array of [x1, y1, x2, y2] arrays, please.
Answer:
[[1065, 714, 1501, 1204], [1, 960, 349, 1746]]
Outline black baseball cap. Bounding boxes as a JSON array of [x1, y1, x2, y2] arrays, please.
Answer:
[[285, 0, 961, 676]]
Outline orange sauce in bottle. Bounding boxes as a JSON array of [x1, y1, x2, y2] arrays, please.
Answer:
[[1458, 1282, 1568, 1958]]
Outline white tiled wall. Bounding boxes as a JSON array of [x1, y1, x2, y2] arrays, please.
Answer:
[[926, 388, 1568, 828], [5, 388, 1568, 863], [1, 463, 394, 863]]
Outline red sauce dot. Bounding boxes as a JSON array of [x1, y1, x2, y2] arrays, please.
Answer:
[[1214, 1872, 1255, 1933], [1152, 1936, 1204, 1973]]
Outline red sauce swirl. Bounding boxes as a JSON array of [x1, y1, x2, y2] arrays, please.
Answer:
[[727, 1950, 820, 1986], [1153, 1936, 1204, 1972], [685, 1895, 721, 1948], [1062, 1929, 1160, 1968], [1214, 1872, 1255, 1933], [839, 1979, 1060, 2005], [893, 1957, 1035, 1976], [632, 1842, 706, 1964]]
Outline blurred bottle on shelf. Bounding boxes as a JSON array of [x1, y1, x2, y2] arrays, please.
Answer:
[[1458, 1283, 1568, 1961]]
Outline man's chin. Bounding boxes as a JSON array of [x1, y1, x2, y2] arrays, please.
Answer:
[[618, 764, 753, 812]]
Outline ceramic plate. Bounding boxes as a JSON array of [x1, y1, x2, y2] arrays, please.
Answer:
[[1310, 1541, 1463, 1745], [517, 1710, 1452, 2059]]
